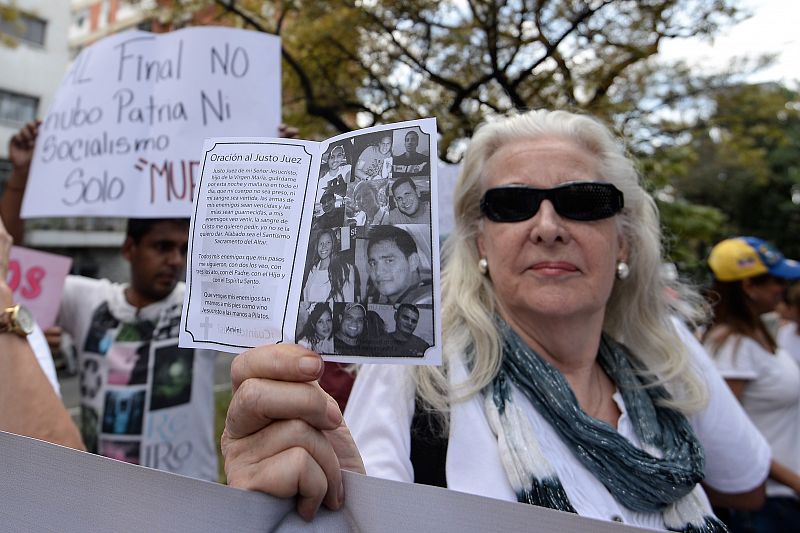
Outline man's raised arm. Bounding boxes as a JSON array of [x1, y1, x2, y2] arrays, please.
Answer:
[[1, 120, 40, 244]]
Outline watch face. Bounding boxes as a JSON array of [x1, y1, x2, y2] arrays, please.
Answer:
[[15, 305, 35, 335]]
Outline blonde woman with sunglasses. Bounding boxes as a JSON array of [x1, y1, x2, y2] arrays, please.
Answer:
[[220, 110, 768, 530]]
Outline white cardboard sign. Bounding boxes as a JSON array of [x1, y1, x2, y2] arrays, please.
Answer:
[[0, 431, 652, 532], [22, 27, 281, 218], [7, 246, 72, 329]]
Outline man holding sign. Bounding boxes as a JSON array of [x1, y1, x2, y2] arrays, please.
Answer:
[[3, 123, 217, 480], [1, 26, 289, 480]]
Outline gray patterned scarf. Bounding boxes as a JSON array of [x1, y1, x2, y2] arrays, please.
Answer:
[[484, 319, 727, 532]]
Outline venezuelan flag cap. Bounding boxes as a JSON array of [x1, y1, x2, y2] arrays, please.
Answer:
[[708, 237, 800, 282]]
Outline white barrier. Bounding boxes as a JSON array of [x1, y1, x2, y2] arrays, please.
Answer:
[[0, 431, 649, 532]]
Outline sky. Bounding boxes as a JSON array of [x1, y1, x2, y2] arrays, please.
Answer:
[[659, 0, 799, 85]]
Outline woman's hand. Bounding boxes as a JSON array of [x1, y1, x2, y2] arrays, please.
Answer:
[[221, 344, 365, 520]]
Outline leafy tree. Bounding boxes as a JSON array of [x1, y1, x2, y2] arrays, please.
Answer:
[[154, 0, 747, 157], [155, 0, 765, 276], [647, 82, 800, 273]]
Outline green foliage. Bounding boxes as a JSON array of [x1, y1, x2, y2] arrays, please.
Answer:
[[157, 0, 747, 155], [646, 82, 800, 274], [0, 1, 21, 48], [657, 198, 726, 278], [159, 1, 786, 279]]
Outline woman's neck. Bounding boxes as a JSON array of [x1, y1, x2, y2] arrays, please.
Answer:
[[499, 305, 620, 425], [499, 306, 603, 372], [318, 257, 331, 269]]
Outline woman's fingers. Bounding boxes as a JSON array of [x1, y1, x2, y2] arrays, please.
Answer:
[[228, 446, 333, 521], [227, 345, 339, 438], [222, 342, 361, 519], [223, 418, 345, 518], [323, 425, 367, 475], [230, 344, 323, 392], [225, 377, 342, 440]]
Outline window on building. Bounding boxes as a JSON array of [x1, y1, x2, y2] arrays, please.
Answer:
[[0, 89, 39, 124], [0, 11, 46, 46]]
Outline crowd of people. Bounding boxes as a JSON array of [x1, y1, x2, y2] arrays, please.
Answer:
[[4, 107, 800, 532]]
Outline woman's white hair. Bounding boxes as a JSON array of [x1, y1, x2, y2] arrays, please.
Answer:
[[415, 109, 708, 419]]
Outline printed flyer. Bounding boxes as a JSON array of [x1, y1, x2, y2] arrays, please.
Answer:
[[180, 119, 440, 364]]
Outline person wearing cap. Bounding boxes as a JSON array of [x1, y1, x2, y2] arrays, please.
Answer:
[[333, 303, 366, 356], [312, 189, 345, 230], [317, 143, 353, 196], [314, 302, 367, 413], [703, 236, 800, 531]]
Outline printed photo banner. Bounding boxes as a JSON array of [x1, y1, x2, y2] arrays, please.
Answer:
[[8, 246, 72, 329], [0, 431, 652, 533], [21, 27, 281, 219]]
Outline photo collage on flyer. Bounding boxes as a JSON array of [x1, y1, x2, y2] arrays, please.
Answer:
[[295, 126, 435, 358]]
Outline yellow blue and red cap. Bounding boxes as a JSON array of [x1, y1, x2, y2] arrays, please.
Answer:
[[708, 236, 800, 282]]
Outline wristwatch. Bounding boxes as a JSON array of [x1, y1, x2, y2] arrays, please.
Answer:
[[0, 304, 35, 337]]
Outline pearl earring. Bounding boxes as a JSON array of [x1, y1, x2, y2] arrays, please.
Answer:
[[616, 261, 630, 280], [478, 258, 489, 275]]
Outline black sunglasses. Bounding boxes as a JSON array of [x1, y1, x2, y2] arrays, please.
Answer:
[[480, 182, 624, 222]]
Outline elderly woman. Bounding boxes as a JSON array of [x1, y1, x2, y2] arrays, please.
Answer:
[[221, 110, 767, 529]]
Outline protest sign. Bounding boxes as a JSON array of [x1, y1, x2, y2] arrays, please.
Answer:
[[437, 161, 461, 237], [0, 431, 652, 532], [180, 119, 442, 364], [8, 246, 72, 329], [22, 27, 281, 219]]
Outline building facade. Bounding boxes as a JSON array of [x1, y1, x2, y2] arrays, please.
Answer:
[[0, 1, 70, 177], [70, 0, 155, 56], [0, 1, 135, 281]]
